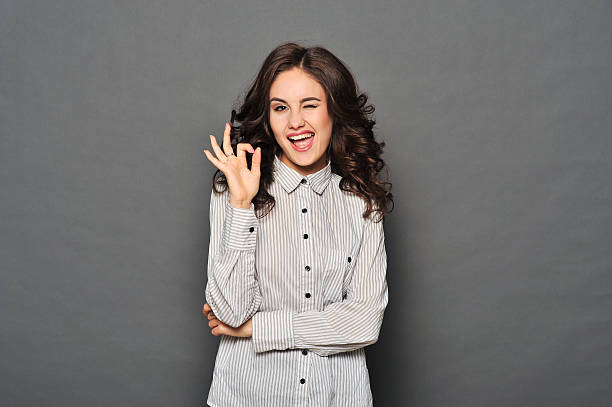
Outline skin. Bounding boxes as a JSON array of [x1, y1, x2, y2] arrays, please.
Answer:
[[202, 67, 334, 337], [269, 67, 333, 176]]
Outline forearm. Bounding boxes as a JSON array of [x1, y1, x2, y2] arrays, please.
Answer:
[[251, 294, 387, 357], [293, 298, 386, 356], [205, 193, 262, 327]]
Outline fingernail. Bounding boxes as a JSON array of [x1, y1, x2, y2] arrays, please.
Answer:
[[249, 146, 255, 153]]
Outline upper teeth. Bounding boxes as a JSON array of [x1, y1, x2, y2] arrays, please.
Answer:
[[289, 132, 314, 141]]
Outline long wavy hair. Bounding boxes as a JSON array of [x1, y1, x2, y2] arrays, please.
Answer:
[[212, 42, 393, 222]]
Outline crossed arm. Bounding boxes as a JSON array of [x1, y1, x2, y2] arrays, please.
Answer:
[[203, 188, 388, 357]]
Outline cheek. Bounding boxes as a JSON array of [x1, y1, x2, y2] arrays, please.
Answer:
[[318, 115, 333, 139], [308, 110, 331, 130]]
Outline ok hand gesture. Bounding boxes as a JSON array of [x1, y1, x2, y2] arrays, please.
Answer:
[[203, 122, 261, 209]]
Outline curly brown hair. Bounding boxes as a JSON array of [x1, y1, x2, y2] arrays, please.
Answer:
[[212, 42, 393, 222]]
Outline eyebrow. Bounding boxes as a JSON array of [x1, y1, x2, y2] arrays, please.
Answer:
[[269, 97, 322, 104]]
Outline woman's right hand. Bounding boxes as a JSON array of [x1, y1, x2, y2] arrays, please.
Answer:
[[203, 122, 261, 209]]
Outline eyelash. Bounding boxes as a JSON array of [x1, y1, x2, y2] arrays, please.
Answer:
[[273, 105, 318, 111]]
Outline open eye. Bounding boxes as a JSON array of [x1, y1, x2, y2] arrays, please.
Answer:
[[273, 105, 287, 112]]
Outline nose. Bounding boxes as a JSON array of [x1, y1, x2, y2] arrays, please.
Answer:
[[288, 109, 305, 129]]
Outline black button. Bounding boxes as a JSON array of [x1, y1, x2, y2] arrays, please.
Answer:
[[305, 293, 311, 298], [303, 233, 308, 239], [300, 378, 306, 384], [302, 349, 308, 355], [300, 178, 307, 184], [249, 227, 254, 233], [347, 256, 351, 263], [301, 208, 307, 213], [305, 265, 311, 271]]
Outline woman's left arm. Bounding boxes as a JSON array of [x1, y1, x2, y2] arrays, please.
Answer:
[[250, 215, 388, 357]]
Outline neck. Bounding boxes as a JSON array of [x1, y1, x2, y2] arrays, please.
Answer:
[[278, 153, 328, 176]]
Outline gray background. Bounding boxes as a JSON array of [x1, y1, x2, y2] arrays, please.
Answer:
[[1, 0, 611, 406]]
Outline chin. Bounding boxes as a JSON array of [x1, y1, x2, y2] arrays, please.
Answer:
[[284, 148, 320, 166]]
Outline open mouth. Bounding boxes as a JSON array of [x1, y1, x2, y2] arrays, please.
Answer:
[[288, 132, 315, 151]]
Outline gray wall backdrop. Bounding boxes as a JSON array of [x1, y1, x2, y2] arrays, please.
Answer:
[[1, 1, 611, 406]]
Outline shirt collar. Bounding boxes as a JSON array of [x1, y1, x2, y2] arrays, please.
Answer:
[[273, 154, 332, 195]]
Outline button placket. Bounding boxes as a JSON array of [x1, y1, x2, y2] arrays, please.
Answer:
[[297, 183, 314, 313], [295, 336, 311, 406], [296, 181, 312, 405]]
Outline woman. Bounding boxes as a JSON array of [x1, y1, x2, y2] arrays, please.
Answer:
[[201, 42, 393, 407]]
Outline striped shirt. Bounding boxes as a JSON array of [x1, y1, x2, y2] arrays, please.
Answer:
[[205, 154, 388, 407]]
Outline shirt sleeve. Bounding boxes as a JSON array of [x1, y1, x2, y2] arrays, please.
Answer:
[[204, 187, 263, 328], [251, 214, 388, 356]]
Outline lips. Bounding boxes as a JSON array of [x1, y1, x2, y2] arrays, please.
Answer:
[[287, 129, 315, 140], [287, 130, 315, 152]]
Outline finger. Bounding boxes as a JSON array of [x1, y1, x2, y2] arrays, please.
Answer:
[[203, 149, 225, 170], [212, 324, 228, 336], [209, 134, 226, 162], [209, 319, 220, 328], [222, 123, 234, 156], [236, 143, 255, 161], [203, 304, 217, 320], [251, 147, 261, 177]]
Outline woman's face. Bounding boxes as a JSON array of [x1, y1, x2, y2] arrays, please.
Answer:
[[268, 67, 333, 176]]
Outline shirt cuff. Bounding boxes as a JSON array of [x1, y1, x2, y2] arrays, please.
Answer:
[[251, 310, 295, 353], [221, 200, 258, 250]]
